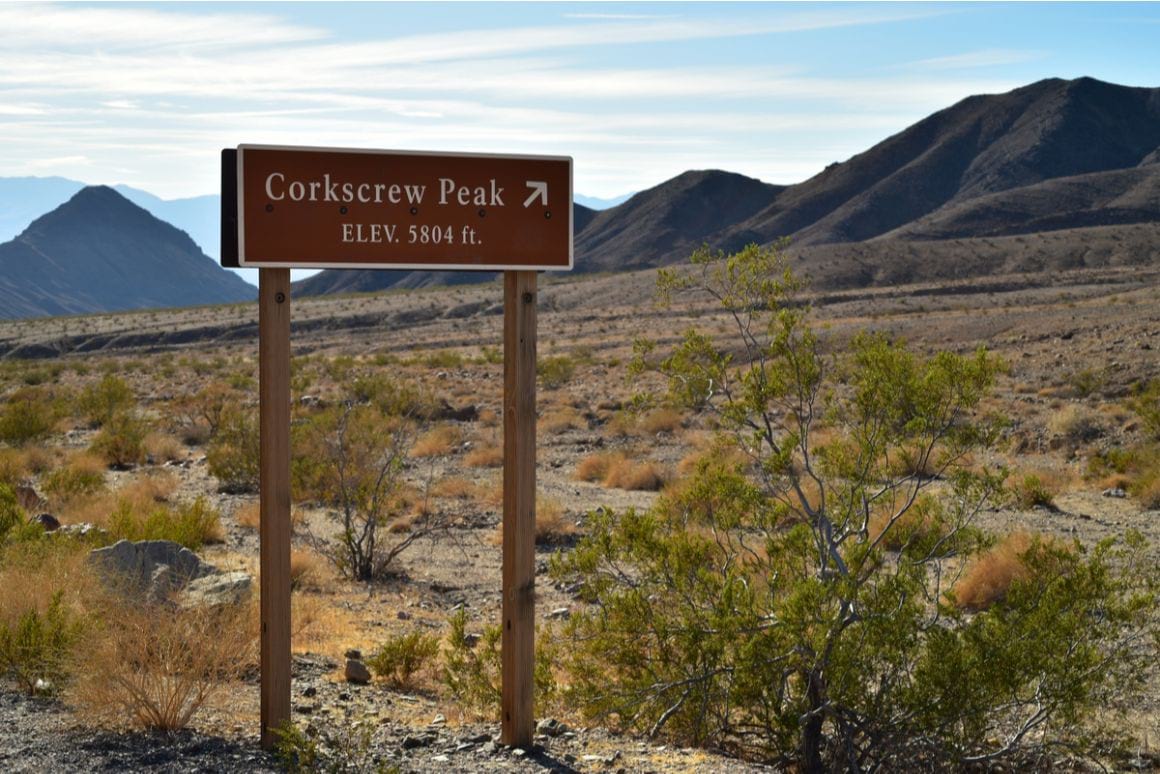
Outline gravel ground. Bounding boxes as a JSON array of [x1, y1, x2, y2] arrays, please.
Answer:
[[0, 654, 776, 773]]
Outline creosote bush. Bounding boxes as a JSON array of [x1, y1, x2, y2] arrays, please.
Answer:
[[294, 383, 456, 582], [206, 406, 260, 493], [367, 630, 439, 688], [0, 591, 83, 695], [549, 244, 1158, 771], [77, 374, 135, 428], [0, 388, 59, 445]]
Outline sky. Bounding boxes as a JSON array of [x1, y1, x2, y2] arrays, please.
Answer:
[[1, 1, 1158, 202]]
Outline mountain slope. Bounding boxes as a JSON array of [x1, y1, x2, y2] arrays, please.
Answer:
[[732, 77, 1160, 247], [0, 186, 254, 319]]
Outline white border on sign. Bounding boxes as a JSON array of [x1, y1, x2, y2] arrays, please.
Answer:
[[235, 144, 574, 272]]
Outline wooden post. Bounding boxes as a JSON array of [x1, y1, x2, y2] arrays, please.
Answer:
[[501, 270, 537, 748], [259, 268, 292, 749]]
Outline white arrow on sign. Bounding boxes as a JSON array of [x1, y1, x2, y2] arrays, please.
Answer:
[[523, 180, 548, 208]]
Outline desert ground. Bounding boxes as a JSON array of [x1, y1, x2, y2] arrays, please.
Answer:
[[0, 261, 1158, 772]]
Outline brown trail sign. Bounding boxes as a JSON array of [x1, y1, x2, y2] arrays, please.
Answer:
[[221, 144, 572, 750]]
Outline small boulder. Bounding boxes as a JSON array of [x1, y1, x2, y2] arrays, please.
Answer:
[[344, 658, 372, 685], [34, 513, 61, 532]]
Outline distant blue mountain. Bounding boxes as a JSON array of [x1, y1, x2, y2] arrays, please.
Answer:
[[574, 192, 634, 210]]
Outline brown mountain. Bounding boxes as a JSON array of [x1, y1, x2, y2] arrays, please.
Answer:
[[0, 186, 254, 319], [294, 76, 1160, 298]]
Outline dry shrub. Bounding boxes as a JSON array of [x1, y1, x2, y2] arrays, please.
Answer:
[[1048, 404, 1104, 444], [464, 444, 503, 469], [868, 498, 948, 551], [71, 597, 255, 731], [478, 408, 499, 427], [23, 446, 54, 475], [639, 407, 685, 435], [575, 453, 613, 483], [290, 548, 331, 591], [144, 432, 183, 463], [291, 591, 360, 654], [0, 448, 30, 488], [534, 498, 576, 544], [410, 424, 461, 458], [0, 539, 93, 629], [1138, 477, 1160, 510], [951, 532, 1067, 610], [490, 496, 575, 545], [432, 477, 480, 499], [235, 501, 260, 530], [539, 408, 584, 435], [603, 456, 666, 491]]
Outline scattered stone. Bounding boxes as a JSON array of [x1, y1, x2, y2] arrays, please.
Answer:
[[430, 713, 446, 726], [343, 659, 372, 685], [1102, 487, 1127, 498], [511, 747, 526, 758], [548, 607, 570, 620], [344, 649, 363, 660], [401, 734, 433, 750], [537, 717, 568, 737], [301, 686, 318, 698], [466, 732, 492, 744], [431, 755, 449, 763], [396, 610, 412, 620]]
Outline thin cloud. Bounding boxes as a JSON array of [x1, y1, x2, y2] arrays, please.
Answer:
[[902, 49, 1046, 70]]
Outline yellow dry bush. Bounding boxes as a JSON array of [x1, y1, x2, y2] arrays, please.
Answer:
[[464, 444, 504, 469], [410, 424, 462, 458], [951, 532, 1069, 611], [71, 597, 256, 731]]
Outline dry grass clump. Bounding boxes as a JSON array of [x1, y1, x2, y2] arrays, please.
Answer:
[[575, 452, 613, 483], [534, 498, 577, 544], [638, 407, 685, 435], [144, 432, 184, 464], [490, 496, 576, 545], [235, 501, 260, 530], [291, 590, 361, 655], [432, 477, 481, 499], [0, 448, 32, 488], [950, 532, 1068, 611], [57, 471, 178, 526], [410, 424, 462, 458], [599, 453, 667, 491], [539, 407, 585, 435], [1047, 404, 1104, 444], [577, 450, 669, 490], [290, 548, 332, 591], [464, 444, 503, 469], [71, 596, 255, 731]]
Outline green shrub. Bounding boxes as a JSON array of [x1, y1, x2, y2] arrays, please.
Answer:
[[89, 411, 149, 468], [366, 630, 439, 688], [441, 609, 556, 715], [549, 244, 1157, 770], [41, 464, 105, 502], [0, 483, 25, 543], [537, 355, 575, 389], [106, 496, 222, 551], [0, 591, 84, 695], [206, 407, 259, 493], [1127, 379, 1160, 440], [77, 374, 135, 428], [0, 388, 57, 445], [1011, 473, 1055, 509]]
